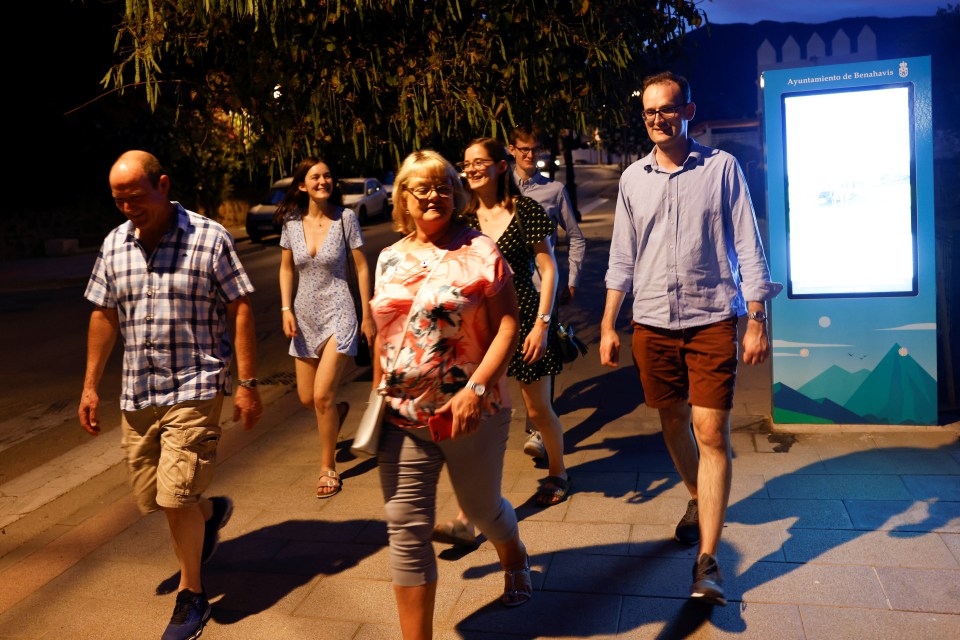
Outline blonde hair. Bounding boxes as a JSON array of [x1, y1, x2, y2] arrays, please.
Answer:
[[391, 150, 469, 234]]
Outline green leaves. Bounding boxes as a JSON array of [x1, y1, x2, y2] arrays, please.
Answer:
[[99, 0, 703, 175]]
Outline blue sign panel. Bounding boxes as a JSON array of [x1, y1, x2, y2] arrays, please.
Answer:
[[763, 57, 937, 425]]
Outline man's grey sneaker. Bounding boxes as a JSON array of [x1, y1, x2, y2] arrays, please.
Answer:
[[674, 498, 700, 546], [523, 430, 547, 459], [161, 589, 211, 640], [201, 496, 233, 564], [690, 553, 727, 606]]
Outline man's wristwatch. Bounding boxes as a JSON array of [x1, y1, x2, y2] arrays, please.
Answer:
[[238, 378, 259, 389], [466, 381, 487, 397], [747, 310, 767, 323], [536, 313, 551, 324]]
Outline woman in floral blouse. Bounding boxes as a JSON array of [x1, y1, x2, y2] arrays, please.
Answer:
[[370, 149, 532, 639]]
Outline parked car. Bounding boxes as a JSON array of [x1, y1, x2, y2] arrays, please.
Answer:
[[340, 177, 389, 223], [245, 177, 292, 243]]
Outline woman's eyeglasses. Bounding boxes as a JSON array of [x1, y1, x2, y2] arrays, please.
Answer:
[[456, 159, 495, 172], [405, 184, 455, 199]]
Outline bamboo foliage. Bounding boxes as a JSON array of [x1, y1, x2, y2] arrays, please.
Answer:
[[99, 0, 702, 173]]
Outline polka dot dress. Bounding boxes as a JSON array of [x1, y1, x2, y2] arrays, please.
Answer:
[[467, 196, 562, 383]]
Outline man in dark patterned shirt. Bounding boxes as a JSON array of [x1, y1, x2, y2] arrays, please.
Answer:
[[79, 150, 262, 640]]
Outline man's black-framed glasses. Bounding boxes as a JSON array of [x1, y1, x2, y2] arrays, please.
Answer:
[[511, 145, 542, 156], [640, 103, 688, 122], [405, 184, 455, 199]]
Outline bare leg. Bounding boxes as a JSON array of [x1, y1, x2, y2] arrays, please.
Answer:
[[295, 339, 349, 493], [520, 377, 568, 480], [658, 400, 699, 497], [394, 581, 437, 640], [166, 500, 209, 593], [690, 405, 732, 556]]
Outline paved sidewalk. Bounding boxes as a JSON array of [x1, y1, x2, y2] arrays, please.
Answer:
[[1, 208, 958, 639]]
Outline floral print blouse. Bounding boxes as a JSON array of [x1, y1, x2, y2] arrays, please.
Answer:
[[370, 226, 513, 428]]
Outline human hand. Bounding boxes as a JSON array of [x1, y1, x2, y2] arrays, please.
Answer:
[[78, 388, 101, 436], [522, 324, 549, 364], [282, 310, 297, 338], [742, 321, 771, 365], [438, 390, 482, 439], [232, 386, 263, 431], [599, 328, 620, 368]]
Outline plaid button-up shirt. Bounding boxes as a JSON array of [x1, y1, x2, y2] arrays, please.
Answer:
[[84, 203, 255, 411]]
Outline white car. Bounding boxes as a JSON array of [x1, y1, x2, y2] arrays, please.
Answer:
[[340, 177, 389, 223], [245, 176, 292, 243]]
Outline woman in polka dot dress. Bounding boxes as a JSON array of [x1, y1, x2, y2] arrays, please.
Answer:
[[275, 158, 376, 498], [431, 137, 572, 545]]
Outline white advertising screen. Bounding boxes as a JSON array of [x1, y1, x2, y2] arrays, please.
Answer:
[[782, 84, 917, 298]]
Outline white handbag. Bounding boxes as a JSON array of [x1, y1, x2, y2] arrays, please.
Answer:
[[350, 387, 386, 457]]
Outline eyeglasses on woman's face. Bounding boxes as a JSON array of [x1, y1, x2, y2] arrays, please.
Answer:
[[404, 184, 455, 199], [456, 159, 496, 172]]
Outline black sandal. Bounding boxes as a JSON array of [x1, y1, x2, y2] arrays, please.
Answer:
[[534, 475, 572, 507]]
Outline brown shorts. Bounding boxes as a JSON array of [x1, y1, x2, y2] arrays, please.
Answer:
[[631, 318, 738, 410], [121, 394, 224, 513]]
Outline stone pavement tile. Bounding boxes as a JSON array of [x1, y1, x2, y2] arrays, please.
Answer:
[[725, 498, 854, 529], [901, 474, 960, 500], [944, 533, 960, 564], [293, 575, 398, 624], [452, 590, 620, 639], [513, 520, 631, 556], [83, 512, 170, 568], [618, 597, 805, 640], [782, 529, 959, 568], [715, 526, 787, 567], [569, 470, 640, 497], [821, 449, 960, 475], [800, 431, 878, 456], [764, 473, 912, 500], [748, 431, 821, 455], [876, 566, 960, 614], [798, 604, 960, 640], [844, 499, 960, 533], [543, 552, 690, 599], [627, 525, 699, 560], [737, 561, 888, 607], [207, 611, 362, 640], [728, 473, 769, 502], [634, 471, 689, 500], [870, 431, 960, 449], [0, 590, 171, 640], [565, 494, 698, 526], [729, 449, 827, 476], [203, 570, 323, 617]]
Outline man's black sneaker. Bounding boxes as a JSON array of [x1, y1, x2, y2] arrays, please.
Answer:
[[201, 496, 233, 564], [690, 553, 727, 606], [161, 589, 211, 640], [674, 498, 700, 546]]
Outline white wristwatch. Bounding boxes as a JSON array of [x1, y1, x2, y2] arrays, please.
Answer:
[[466, 381, 487, 397], [537, 313, 551, 324]]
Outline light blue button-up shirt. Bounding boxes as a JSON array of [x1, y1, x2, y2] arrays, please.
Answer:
[[605, 140, 782, 330]]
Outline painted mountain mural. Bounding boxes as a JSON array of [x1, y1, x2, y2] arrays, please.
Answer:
[[844, 343, 938, 425], [798, 365, 871, 406], [773, 382, 863, 424], [776, 343, 937, 425]]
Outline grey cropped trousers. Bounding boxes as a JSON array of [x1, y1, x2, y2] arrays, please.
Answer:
[[378, 408, 517, 586]]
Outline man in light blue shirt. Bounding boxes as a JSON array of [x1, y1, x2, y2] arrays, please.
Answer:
[[509, 126, 586, 303], [601, 72, 782, 606], [508, 125, 587, 460]]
